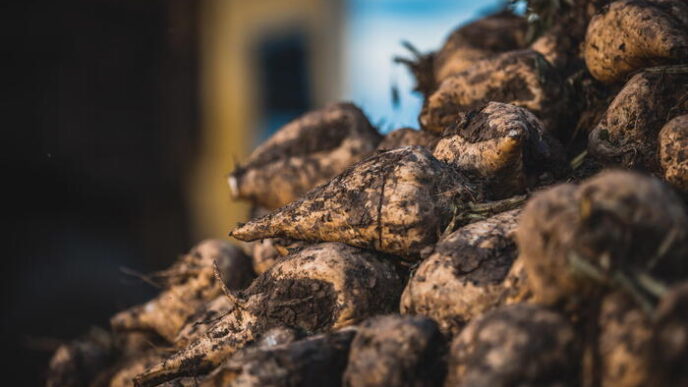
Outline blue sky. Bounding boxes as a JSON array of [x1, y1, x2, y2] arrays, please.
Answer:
[[342, 0, 508, 132]]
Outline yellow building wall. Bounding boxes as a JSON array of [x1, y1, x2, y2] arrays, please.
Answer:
[[189, 0, 344, 241]]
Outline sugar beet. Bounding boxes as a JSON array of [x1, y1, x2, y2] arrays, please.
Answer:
[[174, 295, 234, 349], [432, 102, 566, 198], [517, 170, 688, 307], [446, 304, 579, 387], [400, 210, 526, 336], [659, 114, 688, 192], [433, 11, 527, 84], [343, 315, 445, 387], [597, 292, 652, 387], [396, 11, 527, 96], [111, 353, 168, 387], [228, 103, 381, 209], [46, 328, 115, 387], [588, 68, 688, 171], [650, 282, 688, 386], [230, 146, 481, 260], [111, 240, 254, 343], [584, 0, 688, 84], [203, 328, 355, 387], [134, 243, 402, 386], [420, 50, 567, 135]]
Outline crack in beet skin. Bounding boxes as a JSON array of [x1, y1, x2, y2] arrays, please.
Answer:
[[377, 176, 387, 250], [377, 161, 398, 250]]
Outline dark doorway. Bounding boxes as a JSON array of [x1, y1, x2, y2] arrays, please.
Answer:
[[254, 30, 312, 144]]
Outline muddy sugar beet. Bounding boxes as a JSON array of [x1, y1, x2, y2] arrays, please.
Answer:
[[228, 102, 381, 210], [134, 243, 402, 386], [238, 206, 307, 274], [400, 209, 531, 337], [650, 282, 688, 386], [583, 282, 688, 387], [420, 50, 568, 136], [46, 328, 115, 387], [445, 304, 580, 387], [230, 146, 481, 260], [659, 114, 688, 192], [397, 10, 527, 96], [199, 328, 355, 387], [110, 240, 254, 343], [517, 170, 688, 307], [432, 102, 566, 199], [584, 0, 688, 84], [596, 292, 653, 387], [588, 68, 688, 171], [433, 11, 526, 85], [343, 315, 445, 387], [173, 295, 234, 349]]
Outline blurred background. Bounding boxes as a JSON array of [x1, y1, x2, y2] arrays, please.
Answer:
[[4, 0, 504, 384]]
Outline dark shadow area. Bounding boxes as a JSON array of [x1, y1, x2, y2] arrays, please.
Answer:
[[3, 0, 200, 384]]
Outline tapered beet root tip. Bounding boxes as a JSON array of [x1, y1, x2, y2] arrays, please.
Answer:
[[230, 216, 274, 241]]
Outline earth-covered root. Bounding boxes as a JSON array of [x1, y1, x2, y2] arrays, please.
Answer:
[[528, 0, 610, 72], [395, 10, 527, 96], [59, 330, 168, 387], [46, 328, 115, 387], [237, 243, 402, 333], [650, 282, 688, 386], [596, 292, 652, 387], [419, 50, 567, 136], [203, 328, 356, 387], [376, 128, 440, 152], [516, 183, 581, 307], [588, 68, 688, 171], [400, 210, 526, 336], [133, 309, 257, 387], [342, 315, 445, 387], [153, 239, 254, 290], [230, 146, 481, 260], [162, 326, 302, 386], [174, 295, 234, 349], [228, 102, 381, 209], [110, 352, 168, 387], [584, 285, 688, 386], [433, 11, 527, 83], [584, 0, 688, 84], [659, 115, 688, 192], [445, 304, 579, 387], [238, 206, 305, 275], [531, 26, 581, 71], [432, 102, 566, 198], [517, 170, 688, 308], [110, 240, 254, 343], [135, 243, 401, 386]]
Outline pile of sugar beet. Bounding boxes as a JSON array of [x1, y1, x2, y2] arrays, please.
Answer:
[[48, 1, 688, 386]]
